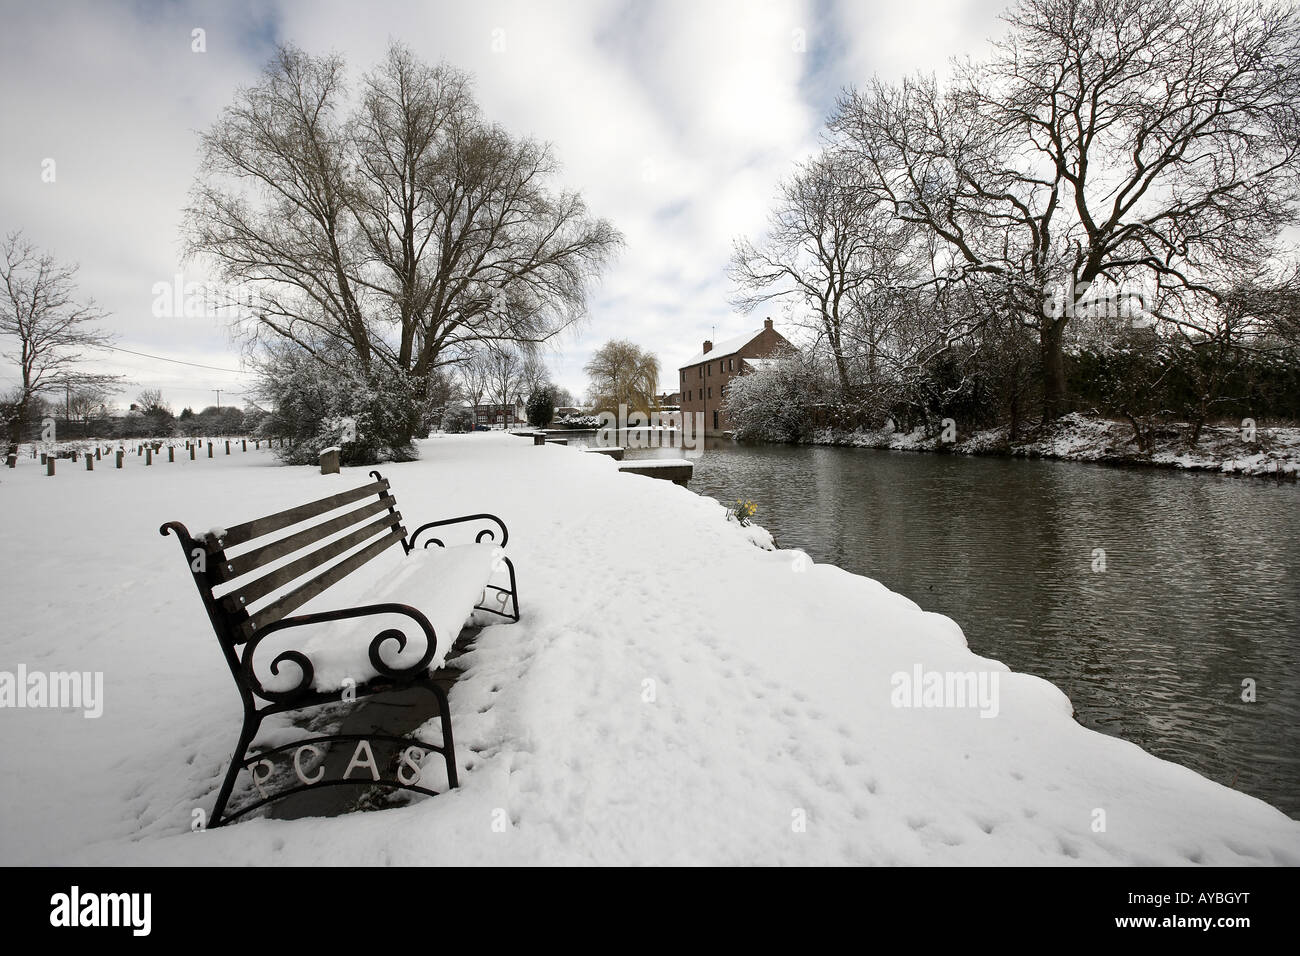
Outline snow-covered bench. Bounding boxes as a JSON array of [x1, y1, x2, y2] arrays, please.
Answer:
[[161, 470, 519, 828]]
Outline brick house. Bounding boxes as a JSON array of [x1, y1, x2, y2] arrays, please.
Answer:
[[678, 318, 793, 434], [471, 397, 526, 428]]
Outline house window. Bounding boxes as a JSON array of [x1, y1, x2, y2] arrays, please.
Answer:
[[728, 358, 734, 372], [687, 390, 691, 401], [708, 387, 712, 399], [708, 364, 712, 376], [699, 367, 703, 379]]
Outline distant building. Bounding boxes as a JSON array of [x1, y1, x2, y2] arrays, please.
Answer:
[[656, 390, 681, 408], [678, 318, 793, 434], [472, 397, 526, 428]]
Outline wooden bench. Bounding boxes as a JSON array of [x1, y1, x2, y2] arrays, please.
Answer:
[[161, 470, 519, 828]]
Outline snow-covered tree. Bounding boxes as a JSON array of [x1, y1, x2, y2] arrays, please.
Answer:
[[721, 349, 829, 441]]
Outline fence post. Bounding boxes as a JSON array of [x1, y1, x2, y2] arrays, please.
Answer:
[[6, 453, 16, 469], [225, 440, 231, 455], [85, 453, 93, 471], [46, 456, 55, 477], [189, 444, 195, 461], [116, 450, 124, 469], [242, 439, 247, 452], [207, 442, 213, 458], [168, 446, 175, 463], [146, 448, 153, 465]]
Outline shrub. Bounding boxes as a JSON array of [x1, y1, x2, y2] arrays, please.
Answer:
[[526, 385, 557, 428], [256, 351, 423, 465], [722, 349, 826, 441], [442, 406, 474, 433]]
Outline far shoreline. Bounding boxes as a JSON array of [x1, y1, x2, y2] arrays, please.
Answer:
[[733, 413, 1300, 482]]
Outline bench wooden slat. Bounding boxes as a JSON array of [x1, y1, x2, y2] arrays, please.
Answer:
[[214, 495, 399, 582], [237, 526, 406, 639], [217, 479, 389, 549], [221, 512, 403, 613]]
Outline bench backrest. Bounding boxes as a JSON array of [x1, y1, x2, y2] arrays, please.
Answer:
[[161, 472, 408, 649]]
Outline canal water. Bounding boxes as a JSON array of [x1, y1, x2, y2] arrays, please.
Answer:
[[570, 429, 1300, 817]]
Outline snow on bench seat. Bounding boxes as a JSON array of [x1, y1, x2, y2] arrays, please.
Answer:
[[258, 542, 502, 694]]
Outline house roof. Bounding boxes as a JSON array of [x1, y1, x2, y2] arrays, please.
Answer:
[[679, 327, 765, 369]]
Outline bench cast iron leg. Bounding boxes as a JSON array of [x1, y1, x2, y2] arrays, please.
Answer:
[[209, 714, 261, 829], [426, 681, 459, 790]]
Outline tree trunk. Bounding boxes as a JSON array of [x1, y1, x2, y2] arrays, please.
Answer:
[[1009, 386, 1020, 444], [1040, 320, 1068, 421], [5, 395, 28, 456]]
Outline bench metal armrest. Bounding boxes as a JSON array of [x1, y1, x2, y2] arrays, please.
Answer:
[[240, 602, 441, 705], [408, 514, 509, 550]]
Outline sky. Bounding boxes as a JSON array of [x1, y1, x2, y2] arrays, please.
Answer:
[[0, 0, 1010, 409]]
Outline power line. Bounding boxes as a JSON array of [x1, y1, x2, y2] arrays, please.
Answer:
[[96, 344, 249, 373]]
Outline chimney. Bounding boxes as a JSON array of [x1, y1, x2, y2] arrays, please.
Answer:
[[763, 317, 773, 331], [702, 340, 713, 354]]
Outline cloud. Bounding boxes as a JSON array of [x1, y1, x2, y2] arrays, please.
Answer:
[[0, 0, 1003, 405]]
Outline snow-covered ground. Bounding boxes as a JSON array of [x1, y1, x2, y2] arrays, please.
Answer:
[[816, 414, 1300, 478], [1, 432, 1296, 865]]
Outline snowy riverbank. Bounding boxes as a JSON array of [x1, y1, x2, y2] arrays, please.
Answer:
[[810, 413, 1300, 479], [1, 432, 1296, 864]]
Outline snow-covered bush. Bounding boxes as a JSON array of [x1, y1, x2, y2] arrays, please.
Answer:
[[442, 406, 474, 433], [722, 349, 827, 442], [256, 350, 423, 465], [554, 413, 601, 428]]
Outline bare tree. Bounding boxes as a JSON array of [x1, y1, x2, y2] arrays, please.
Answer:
[[1224, 262, 1300, 347], [832, 0, 1300, 419], [456, 351, 492, 411], [67, 386, 111, 425], [186, 42, 622, 435], [483, 342, 527, 423], [731, 150, 921, 399], [584, 340, 659, 414], [519, 351, 551, 400], [1, 232, 122, 452]]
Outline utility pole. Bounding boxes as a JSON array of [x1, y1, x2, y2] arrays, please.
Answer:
[[213, 388, 223, 410]]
